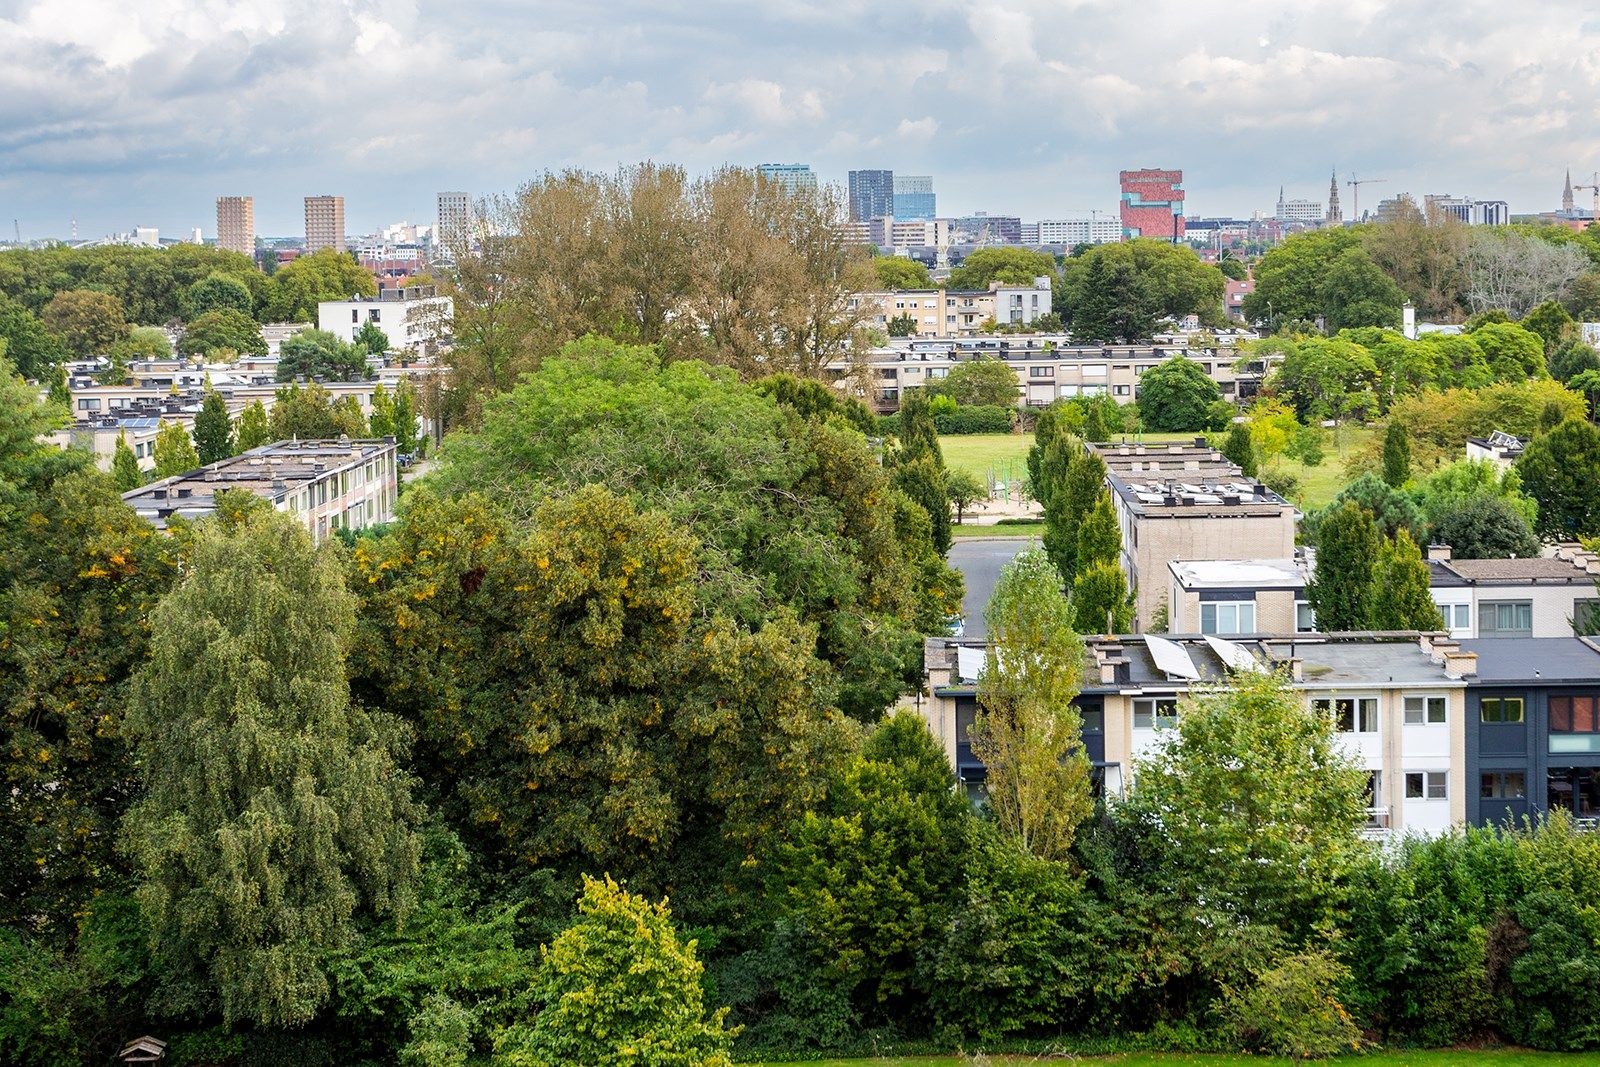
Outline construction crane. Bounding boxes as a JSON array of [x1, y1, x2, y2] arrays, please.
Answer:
[[1346, 174, 1388, 223], [1574, 172, 1600, 223]]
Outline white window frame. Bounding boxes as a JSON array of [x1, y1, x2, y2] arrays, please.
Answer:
[[1295, 600, 1316, 633], [1199, 600, 1255, 635], [1403, 694, 1448, 726], [1132, 697, 1178, 730], [1318, 696, 1378, 734], [1405, 770, 1448, 800]]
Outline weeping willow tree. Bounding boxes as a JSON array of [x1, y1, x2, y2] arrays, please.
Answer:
[[122, 504, 420, 1026]]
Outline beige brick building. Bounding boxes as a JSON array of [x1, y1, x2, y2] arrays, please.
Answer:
[[304, 195, 346, 254], [216, 195, 254, 257]]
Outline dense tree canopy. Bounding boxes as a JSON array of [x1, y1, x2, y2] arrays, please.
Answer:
[[0, 244, 262, 324], [1516, 418, 1600, 540], [277, 327, 371, 381], [923, 356, 1020, 407], [177, 307, 267, 359], [947, 247, 1056, 290], [42, 289, 127, 359], [1058, 240, 1225, 341], [873, 256, 932, 290], [1137, 355, 1224, 431], [1243, 229, 1403, 332], [262, 249, 378, 322]]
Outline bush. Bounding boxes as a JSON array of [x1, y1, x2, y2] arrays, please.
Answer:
[[1220, 949, 1362, 1059], [879, 404, 1015, 437]]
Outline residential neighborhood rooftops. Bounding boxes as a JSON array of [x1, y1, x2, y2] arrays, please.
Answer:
[[1168, 558, 1308, 590], [1459, 637, 1600, 684]]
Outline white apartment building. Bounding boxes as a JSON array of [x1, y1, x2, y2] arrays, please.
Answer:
[[317, 286, 453, 354], [1036, 216, 1122, 245]]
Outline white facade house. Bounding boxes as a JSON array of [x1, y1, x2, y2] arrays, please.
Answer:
[[317, 286, 452, 354], [1036, 216, 1122, 245]]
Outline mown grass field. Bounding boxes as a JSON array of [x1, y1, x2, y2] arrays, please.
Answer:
[[757, 1051, 1580, 1066]]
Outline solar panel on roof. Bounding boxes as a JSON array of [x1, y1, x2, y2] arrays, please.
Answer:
[[1144, 634, 1201, 680], [955, 646, 986, 683], [1204, 635, 1263, 674]]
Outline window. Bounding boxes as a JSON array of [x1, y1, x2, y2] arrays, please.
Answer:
[[1479, 600, 1533, 636], [1481, 771, 1526, 799], [1365, 770, 1383, 808], [1404, 695, 1448, 725], [1449, 603, 1471, 630], [1406, 771, 1447, 800], [1575, 600, 1600, 633], [1295, 601, 1316, 633], [1114, 385, 1130, 396], [351, 309, 359, 323], [1083, 364, 1107, 377], [1480, 696, 1525, 723], [1029, 366, 1054, 378], [1080, 707, 1105, 733], [78, 398, 101, 411], [1318, 697, 1378, 733], [1133, 697, 1178, 729], [1200, 601, 1255, 635], [1550, 694, 1600, 753]]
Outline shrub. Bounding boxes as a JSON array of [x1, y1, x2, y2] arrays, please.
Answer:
[[1220, 949, 1362, 1059]]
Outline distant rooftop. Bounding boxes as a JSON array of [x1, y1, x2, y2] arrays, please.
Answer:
[[1461, 637, 1600, 684], [1169, 558, 1308, 590]]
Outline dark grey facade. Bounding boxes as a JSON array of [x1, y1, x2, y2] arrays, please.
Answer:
[[847, 169, 894, 223]]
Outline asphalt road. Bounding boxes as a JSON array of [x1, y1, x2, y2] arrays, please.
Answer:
[[948, 536, 1037, 639]]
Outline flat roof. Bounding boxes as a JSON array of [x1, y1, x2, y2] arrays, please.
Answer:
[[1446, 557, 1594, 583], [1169, 558, 1307, 589], [1459, 638, 1600, 685]]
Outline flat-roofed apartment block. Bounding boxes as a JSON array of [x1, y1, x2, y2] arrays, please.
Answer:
[[830, 336, 1275, 414], [921, 631, 1477, 836], [122, 438, 398, 544], [1093, 441, 1297, 630], [1428, 544, 1600, 638], [1167, 557, 1314, 635], [304, 194, 346, 254], [216, 195, 254, 257]]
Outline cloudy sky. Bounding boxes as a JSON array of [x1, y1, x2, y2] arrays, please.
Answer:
[[4, 0, 1600, 239]]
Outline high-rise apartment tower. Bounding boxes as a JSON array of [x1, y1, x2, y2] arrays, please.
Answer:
[[304, 195, 346, 254], [216, 196, 255, 256]]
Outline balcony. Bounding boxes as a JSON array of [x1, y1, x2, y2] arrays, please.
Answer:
[[1361, 807, 1392, 840]]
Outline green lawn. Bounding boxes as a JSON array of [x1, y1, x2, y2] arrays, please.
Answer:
[[939, 433, 1032, 488], [1270, 423, 1375, 511], [952, 521, 1045, 538], [757, 1052, 1577, 1066]]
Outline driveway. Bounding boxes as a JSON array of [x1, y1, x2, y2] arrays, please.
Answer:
[[948, 537, 1037, 639]]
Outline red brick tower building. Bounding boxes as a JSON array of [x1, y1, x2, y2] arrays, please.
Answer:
[[1119, 169, 1185, 241]]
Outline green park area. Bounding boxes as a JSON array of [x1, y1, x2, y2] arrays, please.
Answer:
[[761, 1052, 1580, 1067]]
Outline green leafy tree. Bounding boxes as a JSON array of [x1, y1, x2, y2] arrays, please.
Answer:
[[178, 308, 267, 359], [111, 431, 142, 490], [1382, 418, 1411, 487], [894, 454, 950, 555], [874, 257, 932, 290], [1221, 949, 1363, 1058], [268, 382, 353, 440], [973, 550, 1093, 861], [121, 507, 420, 1026], [0, 297, 68, 380], [41, 289, 128, 359], [1516, 417, 1600, 539], [1083, 401, 1109, 443], [947, 247, 1055, 289], [886, 313, 916, 337], [1059, 239, 1226, 340], [265, 249, 379, 321], [1411, 459, 1539, 532], [1070, 560, 1134, 634], [151, 420, 199, 478], [1522, 299, 1574, 354], [1431, 497, 1540, 559], [183, 272, 254, 320], [1371, 529, 1446, 630], [494, 875, 735, 1067], [1308, 501, 1380, 630], [945, 468, 985, 524], [1138, 355, 1224, 431], [1549, 336, 1600, 384], [1324, 472, 1426, 542], [391, 379, 419, 454], [1472, 321, 1548, 380], [925, 356, 1020, 407], [1243, 229, 1402, 331], [236, 398, 271, 450], [894, 386, 942, 467], [369, 382, 395, 440], [354, 320, 391, 355], [191, 390, 234, 465], [1269, 336, 1380, 421], [1129, 668, 1369, 935], [1223, 421, 1257, 476], [1075, 492, 1120, 570], [278, 327, 371, 381]]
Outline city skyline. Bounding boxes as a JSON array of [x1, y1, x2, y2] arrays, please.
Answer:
[[4, 1, 1600, 237]]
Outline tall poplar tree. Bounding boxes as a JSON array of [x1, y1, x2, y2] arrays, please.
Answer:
[[1382, 418, 1411, 487], [151, 420, 199, 477], [236, 398, 271, 451], [1308, 501, 1379, 631], [191, 389, 234, 465], [972, 549, 1093, 862], [111, 431, 142, 490], [122, 507, 420, 1026], [1042, 442, 1105, 585]]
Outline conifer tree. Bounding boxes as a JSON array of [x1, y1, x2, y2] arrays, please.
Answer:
[[1043, 442, 1105, 585], [1308, 501, 1380, 631], [896, 387, 942, 468], [122, 508, 419, 1026], [192, 389, 234, 465], [1070, 560, 1135, 634], [1382, 419, 1410, 487], [236, 398, 271, 451], [1076, 492, 1121, 571], [391, 379, 419, 454], [369, 382, 395, 439], [111, 431, 142, 490], [1371, 529, 1446, 631], [151, 419, 199, 478], [1223, 421, 1258, 477]]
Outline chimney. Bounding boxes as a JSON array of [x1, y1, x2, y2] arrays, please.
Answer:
[[1287, 657, 1304, 682], [1427, 543, 1452, 562], [1443, 649, 1478, 680]]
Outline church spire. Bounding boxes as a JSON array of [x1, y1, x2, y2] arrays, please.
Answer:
[[1564, 168, 1575, 213], [1326, 168, 1342, 225]]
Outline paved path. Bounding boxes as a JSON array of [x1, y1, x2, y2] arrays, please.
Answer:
[[948, 536, 1037, 639]]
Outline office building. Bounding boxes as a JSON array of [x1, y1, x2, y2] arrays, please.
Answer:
[[893, 175, 936, 221], [847, 169, 894, 223], [304, 195, 346, 253], [122, 438, 399, 544], [755, 163, 818, 194], [1275, 187, 1323, 222], [954, 213, 1022, 244], [435, 191, 471, 250], [1425, 195, 1510, 226], [1120, 169, 1184, 240], [216, 196, 254, 256], [1036, 216, 1122, 245]]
